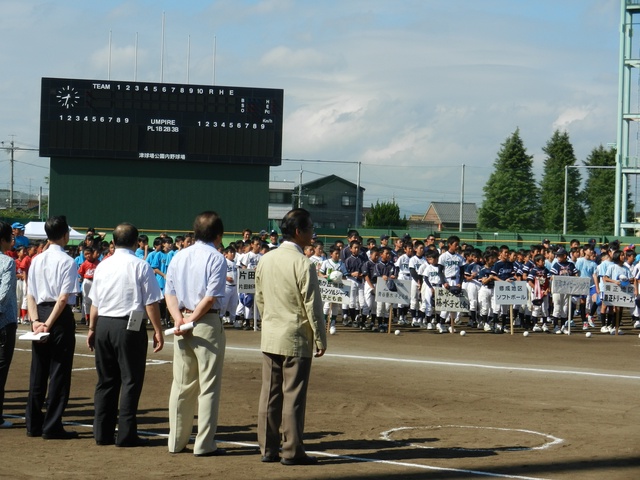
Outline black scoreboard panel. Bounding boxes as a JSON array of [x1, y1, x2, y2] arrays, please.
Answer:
[[39, 77, 283, 165]]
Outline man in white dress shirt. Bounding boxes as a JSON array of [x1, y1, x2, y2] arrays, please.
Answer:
[[165, 211, 227, 457], [26, 215, 80, 439], [87, 222, 164, 447]]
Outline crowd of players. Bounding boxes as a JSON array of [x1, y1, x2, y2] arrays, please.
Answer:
[[7, 222, 640, 337], [304, 231, 640, 336]]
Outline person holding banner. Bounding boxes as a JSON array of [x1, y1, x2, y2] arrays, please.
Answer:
[[603, 250, 631, 335], [438, 236, 464, 332], [361, 247, 381, 329], [528, 254, 551, 333], [319, 245, 349, 328], [373, 247, 398, 331], [549, 247, 578, 334], [477, 251, 498, 332], [418, 249, 442, 329]]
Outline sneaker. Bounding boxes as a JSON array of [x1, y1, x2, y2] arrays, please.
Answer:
[[617, 328, 625, 335], [436, 323, 444, 334], [0, 420, 12, 428], [560, 326, 567, 335], [448, 325, 455, 334], [588, 316, 596, 328], [634, 320, 640, 329], [397, 318, 406, 326], [378, 323, 388, 333], [542, 324, 549, 333], [411, 319, 421, 327], [502, 325, 510, 334], [582, 322, 589, 331], [553, 326, 561, 335], [419, 321, 428, 329], [600, 325, 609, 334], [426, 322, 434, 330], [532, 324, 542, 333], [330, 319, 336, 328], [494, 324, 503, 334], [234, 320, 243, 329], [477, 321, 484, 330], [483, 323, 492, 332]]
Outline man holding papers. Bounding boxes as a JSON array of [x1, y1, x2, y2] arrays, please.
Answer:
[[87, 222, 163, 447], [26, 216, 79, 439], [165, 211, 227, 457]]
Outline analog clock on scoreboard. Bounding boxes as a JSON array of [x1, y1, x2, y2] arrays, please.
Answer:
[[39, 77, 284, 166]]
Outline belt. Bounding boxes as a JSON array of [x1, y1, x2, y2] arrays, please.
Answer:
[[181, 308, 219, 314]]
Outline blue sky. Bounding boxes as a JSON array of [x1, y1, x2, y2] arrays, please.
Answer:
[[0, 0, 622, 218]]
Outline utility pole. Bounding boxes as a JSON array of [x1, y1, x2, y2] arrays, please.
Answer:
[[2, 137, 41, 210]]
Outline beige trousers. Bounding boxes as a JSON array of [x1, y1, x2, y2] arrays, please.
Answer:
[[168, 313, 226, 455]]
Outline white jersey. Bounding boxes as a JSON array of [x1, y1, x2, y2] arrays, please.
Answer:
[[408, 255, 426, 283], [226, 258, 237, 286], [241, 251, 262, 269], [439, 250, 464, 283], [395, 254, 412, 280], [418, 263, 442, 287]]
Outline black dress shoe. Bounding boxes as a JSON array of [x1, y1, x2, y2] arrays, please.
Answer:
[[96, 438, 116, 446], [116, 437, 150, 447], [194, 448, 226, 457], [27, 431, 42, 438], [280, 455, 318, 466], [261, 454, 280, 463], [42, 430, 79, 440]]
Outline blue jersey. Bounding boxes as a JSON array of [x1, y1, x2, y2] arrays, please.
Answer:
[[477, 265, 495, 289], [491, 260, 514, 281], [550, 260, 577, 277]]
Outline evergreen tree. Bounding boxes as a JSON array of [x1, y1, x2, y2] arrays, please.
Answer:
[[478, 129, 541, 231], [582, 145, 631, 234], [365, 200, 407, 228], [539, 130, 585, 233]]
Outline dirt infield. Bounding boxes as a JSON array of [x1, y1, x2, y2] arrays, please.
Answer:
[[2, 320, 640, 480]]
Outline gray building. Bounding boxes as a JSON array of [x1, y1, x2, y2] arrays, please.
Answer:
[[297, 175, 364, 230]]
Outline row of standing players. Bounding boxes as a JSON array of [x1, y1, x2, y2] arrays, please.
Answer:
[[298, 232, 640, 336]]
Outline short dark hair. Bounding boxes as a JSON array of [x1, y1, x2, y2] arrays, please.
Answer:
[[0, 221, 12, 243], [44, 215, 69, 241], [113, 223, 139, 248], [138, 234, 148, 244], [280, 209, 312, 242], [193, 211, 224, 243]]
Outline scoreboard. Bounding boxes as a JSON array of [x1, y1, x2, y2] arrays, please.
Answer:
[[39, 77, 283, 166]]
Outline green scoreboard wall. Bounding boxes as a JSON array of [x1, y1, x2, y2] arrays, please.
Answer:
[[49, 157, 269, 232]]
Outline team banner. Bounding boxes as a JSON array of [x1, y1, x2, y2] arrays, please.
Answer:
[[237, 268, 255, 294], [551, 276, 591, 296], [434, 287, 470, 312], [494, 281, 529, 306], [601, 283, 635, 308], [318, 277, 351, 303], [375, 278, 411, 305]]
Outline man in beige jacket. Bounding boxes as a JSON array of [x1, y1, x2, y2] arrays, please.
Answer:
[[255, 208, 327, 466]]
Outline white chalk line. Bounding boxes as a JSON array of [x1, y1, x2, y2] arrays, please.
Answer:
[[16, 328, 640, 381], [382, 425, 563, 452], [4, 415, 550, 480]]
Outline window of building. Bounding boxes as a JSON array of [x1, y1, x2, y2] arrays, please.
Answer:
[[308, 194, 324, 205], [341, 195, 356, 207], [269, 191, 293, 204]]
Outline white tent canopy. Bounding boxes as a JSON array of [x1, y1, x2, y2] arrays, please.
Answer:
[[24, 222, 85, 241]]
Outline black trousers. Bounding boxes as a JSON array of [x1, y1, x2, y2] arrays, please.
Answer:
[[94, 316, 148, 445], [0, 322, 17, 422], [26, 304, 75, 436]]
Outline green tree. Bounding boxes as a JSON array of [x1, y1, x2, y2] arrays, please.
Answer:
[[581, 145, 635, 234], [539, 130, 585, 233], [365, 200, 407, 228], [478, 129, 541, 231]]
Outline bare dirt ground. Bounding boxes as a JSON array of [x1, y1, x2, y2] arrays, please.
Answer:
[[2, 319, 640, 480]]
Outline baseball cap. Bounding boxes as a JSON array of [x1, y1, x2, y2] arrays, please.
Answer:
[[259, 229, 267, 235], [556, 247, 567, 256], [269, 230, 278, 236], [588, 238, 597, 246], [11, 222, 24, 230], [380, 234, 389, 240], [624, 244, 636, 252]]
